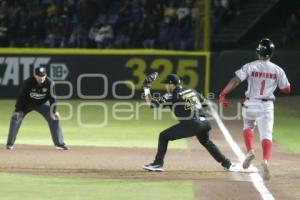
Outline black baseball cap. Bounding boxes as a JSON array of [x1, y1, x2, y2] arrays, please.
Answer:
[[163, 74, 181, 85], [35, 67, 47, 76]]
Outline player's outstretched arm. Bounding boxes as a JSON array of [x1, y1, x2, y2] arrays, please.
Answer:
[[142, 72, 158, 107], [219, 76, 241, 107]]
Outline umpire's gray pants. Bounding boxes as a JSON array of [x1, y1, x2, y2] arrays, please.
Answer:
[[6, 103, 66, 147]]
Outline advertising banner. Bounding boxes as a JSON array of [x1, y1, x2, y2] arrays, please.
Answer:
[[0, 49, 209, 99]]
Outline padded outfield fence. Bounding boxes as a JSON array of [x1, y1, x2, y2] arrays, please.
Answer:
[[0, 48, 299, 99]]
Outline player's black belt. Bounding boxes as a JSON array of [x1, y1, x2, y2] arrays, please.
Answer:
[[246, 97, 273, 101]]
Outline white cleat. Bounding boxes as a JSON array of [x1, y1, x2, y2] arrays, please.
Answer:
[[224, 163, 242, 172], [224, 163, 258, 173], [243, 150, 255, 169], [6, 145, 14, 150], [143, 163, 164, 172], [55, 145, 69, 150], [261, 161, 271, 181]]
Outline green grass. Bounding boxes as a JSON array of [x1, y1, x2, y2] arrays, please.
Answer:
[[274, 106, 300, 153], [0, 172, 194, 200], [0, 100, 186, 149]]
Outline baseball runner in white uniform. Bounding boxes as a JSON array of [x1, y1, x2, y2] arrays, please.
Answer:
[[219, 38, 291, 180]]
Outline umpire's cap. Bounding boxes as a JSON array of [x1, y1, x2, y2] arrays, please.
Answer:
[[256, 38, 275, 58], [35, 67, 47, 76], [163, 74, 181, 85]]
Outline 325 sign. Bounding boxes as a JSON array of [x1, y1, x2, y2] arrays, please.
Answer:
[[125, 57, 202, 90]]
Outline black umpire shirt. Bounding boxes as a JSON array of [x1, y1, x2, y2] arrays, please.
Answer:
[[151, 86, 207, 122], [15, 77, 57, 113]]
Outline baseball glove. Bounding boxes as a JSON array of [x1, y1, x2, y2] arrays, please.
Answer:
[[142, 72, 158, 88]]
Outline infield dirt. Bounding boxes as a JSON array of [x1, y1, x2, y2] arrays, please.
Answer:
[[0, 98, 299, 199]]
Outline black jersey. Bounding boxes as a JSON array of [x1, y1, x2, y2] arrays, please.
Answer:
[[15, 77, 56, 112], [151, 86, 207, 121]]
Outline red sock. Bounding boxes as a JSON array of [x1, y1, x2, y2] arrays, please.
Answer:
[[262, 139, 272, 161], [243, 128, 254, 152]]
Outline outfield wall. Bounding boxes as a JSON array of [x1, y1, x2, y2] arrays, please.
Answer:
[[0, 48, 298, 99], [0, 49, 209, 99]]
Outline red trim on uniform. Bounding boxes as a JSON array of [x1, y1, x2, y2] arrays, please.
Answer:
[[243, 128, 254, 152], [281, 86, 291, 94], [262, 139, 272, 161]]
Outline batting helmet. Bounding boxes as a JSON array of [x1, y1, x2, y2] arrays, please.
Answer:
[[256, 38, 275, 58]]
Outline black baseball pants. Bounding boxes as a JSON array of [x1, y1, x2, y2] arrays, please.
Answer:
[[6, 103, 66, 147], [153, 119, 230, 167]]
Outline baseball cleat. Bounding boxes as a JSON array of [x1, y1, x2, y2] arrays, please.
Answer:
[[221, 158, 232, 170], [224, 163, 258, 173], [224, 163, 241, 172], [243, 150, 255, 169], [55, 145, 69, 150], [143, 163, 164, 172], [261, 161, 270, 181], [6, 145, 14, 150]]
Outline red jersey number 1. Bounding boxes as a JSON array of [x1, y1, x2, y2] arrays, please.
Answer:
[[260, 80, 266, 95]]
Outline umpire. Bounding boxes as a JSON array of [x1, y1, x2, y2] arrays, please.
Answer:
[[142, 73, 236, 172], [6, 67, 69, 150]]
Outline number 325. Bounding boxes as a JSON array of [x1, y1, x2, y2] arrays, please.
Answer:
[[125, 58, 199, 90]]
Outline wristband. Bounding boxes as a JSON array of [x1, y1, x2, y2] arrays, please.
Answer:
[[144, 88, 150, 96]]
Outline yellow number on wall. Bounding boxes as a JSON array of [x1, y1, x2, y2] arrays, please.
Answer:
[[125, 58, 147, 90], [177, 59, 198, 88], [151, 59, 173, 90], [125, 58, 199, 90]]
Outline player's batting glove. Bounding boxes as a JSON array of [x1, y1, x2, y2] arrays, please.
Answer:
[[142, 72, 158, 89], [219, 92, 228, 108]]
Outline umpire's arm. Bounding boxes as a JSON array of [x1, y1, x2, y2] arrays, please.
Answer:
[[48, 80, 60, 120], [14, 80, 29, 112], [48, 81, 57, 113]]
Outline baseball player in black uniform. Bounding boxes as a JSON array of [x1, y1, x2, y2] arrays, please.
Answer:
[[142, 73, 236, 172], [6, 67, 69, 150]]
